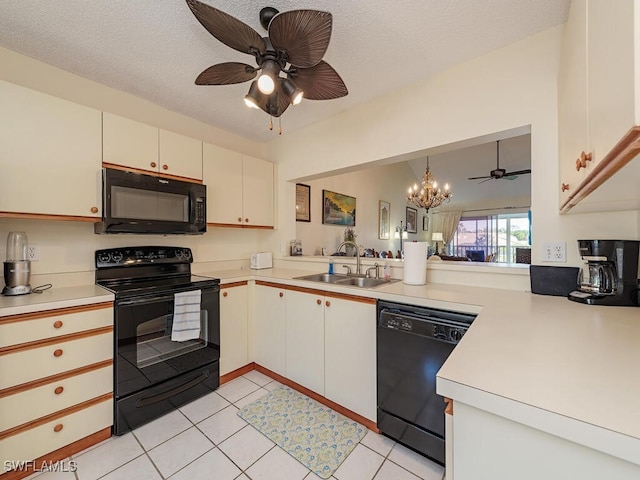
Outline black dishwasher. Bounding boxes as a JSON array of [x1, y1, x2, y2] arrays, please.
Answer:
[[377, 300, 476, 465]]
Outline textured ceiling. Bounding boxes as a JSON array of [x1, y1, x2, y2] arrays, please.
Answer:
[[0, 1, 569, 143]]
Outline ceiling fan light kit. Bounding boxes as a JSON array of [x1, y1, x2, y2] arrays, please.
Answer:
[[185, 0, 348, 133], [407, 157, 452, 213]]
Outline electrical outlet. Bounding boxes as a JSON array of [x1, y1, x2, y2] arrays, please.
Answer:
[[542, 242, 566, 263], [27, 244, 40, 261]]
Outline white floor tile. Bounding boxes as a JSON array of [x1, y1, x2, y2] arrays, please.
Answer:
[[179, 390, 230, 424], [373, 460, 420, 480], [263, 380, 284, 392], [242, 370, 273, 386], [169, 448, 241, 480], [100, 455, 161, 480], [197, 405, 246, 445], [333, 443, 384, 480], [305, 472, 338, 480], [387, 444, 445, 480], [234, 387, 269, 409], [360, 431, 396, 457], [235, 475, 250, 480], [218, 425, 275, 471], [245, 446, 309, 480], [133, 409, 192, 450], [147, 427, 214, 478], [216, 377, 261, 403], [74, 432, 144, 480], [25, 469, 76, 480]]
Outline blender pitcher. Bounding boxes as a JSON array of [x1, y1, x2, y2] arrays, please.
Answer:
[[2, 231, 32, 295]]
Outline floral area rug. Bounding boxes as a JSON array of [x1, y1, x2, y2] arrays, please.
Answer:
[[237, 386, 367, 479]]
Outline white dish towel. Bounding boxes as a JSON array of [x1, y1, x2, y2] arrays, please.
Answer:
[[171, 290, 202, 342]]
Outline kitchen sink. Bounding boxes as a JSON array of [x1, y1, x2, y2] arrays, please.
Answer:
[[294, 273, 396, 289]]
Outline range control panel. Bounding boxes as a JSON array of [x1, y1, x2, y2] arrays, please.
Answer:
[[95, 247, 192, 268]]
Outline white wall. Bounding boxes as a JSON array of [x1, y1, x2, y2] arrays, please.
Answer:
[[295, 162, 430, 256], [268, 26, 639, 267]]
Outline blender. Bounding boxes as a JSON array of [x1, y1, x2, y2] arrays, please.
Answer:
[[2, 231, 32, 295]]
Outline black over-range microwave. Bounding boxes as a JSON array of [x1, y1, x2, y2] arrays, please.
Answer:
[[94, 168, 207, 235]]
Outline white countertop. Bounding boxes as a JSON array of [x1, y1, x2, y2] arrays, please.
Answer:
[[0, 285, 114, 317]]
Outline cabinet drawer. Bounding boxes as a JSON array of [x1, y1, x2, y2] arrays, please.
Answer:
[[0, 332, 113, 390], [0, 365, 112, 432], [0, 305, 113, 348], [0, 397, 112, 464]]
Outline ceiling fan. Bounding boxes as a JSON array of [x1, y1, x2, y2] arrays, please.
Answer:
[[467, 140, 531, 182], [185, 0, 348, 120]]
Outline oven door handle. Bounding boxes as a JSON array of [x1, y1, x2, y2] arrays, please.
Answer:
[[117, 294, 183, 306], [135, 371, 210, 408]]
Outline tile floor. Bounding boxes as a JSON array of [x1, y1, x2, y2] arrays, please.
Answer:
[[27, 370, 445, 480]]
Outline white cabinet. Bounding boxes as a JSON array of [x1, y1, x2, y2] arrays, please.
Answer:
[[203, 143, 274, 228], [285, 290, 325, 395], [324, 297, 377, 421], [220, 283, 249, 376], [0, 80, 102, 218], [103, 112, 203, 180], [252, 284, 286, 376], [558, 0, 640, 212]]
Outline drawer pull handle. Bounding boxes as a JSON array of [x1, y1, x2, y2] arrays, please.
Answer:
[[54, 424, 63, 433], [317, 299, 321, 305], [150, 162, 157, 168], [223, 291, 228, 297], [53, 349, 63, 357], [53, 320, 63, 329], [325, 301, 331, 307], [54, 386, 64, 395], [90, 207, 98, 214], [237, 217, 242, 223], [245, 218, 249, 223], [279, 292, 284, 298], [162, 164, 169, 170]]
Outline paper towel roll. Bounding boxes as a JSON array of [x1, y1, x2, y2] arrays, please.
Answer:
[[403, 242, 427, 285]]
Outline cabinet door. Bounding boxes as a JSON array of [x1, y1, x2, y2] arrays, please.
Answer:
[[285, 290, 325, 395], [220, 284, 248, 376], [159, 129, 202, 180], [558, 0, 589, 204], [587, 0, 637, 167], [325, 298, 376, 421], [103, 112, 158, 173], [252, 285, 286, 376], [242, 155, 274, 227], [202, 143, 244, 225], [0, 81, 102, 217]]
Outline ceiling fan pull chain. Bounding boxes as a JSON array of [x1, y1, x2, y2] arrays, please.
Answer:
[[279, 117, 282, 135], [269, 116, 273, 131]]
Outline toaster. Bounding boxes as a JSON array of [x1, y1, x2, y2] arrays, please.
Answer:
[[250, 252, 273, 270]]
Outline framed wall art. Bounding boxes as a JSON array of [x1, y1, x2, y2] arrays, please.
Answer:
[[406, 207, 417, 233], [295, 183, 311, 222], [322, 190, 356, 226], [378, 200, 390, 239]]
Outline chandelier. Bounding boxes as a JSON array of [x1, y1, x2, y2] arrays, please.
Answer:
[[407, 157, 452, 212]]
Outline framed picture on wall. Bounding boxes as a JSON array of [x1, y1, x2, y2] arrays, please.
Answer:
[[378, 200, 390, 239], [322, 190, 356, 226], [423, 215, 429, 231], [295, 183, 311, 222], [406, 207, 417, 233]]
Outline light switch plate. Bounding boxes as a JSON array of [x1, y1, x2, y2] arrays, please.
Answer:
[[542, 242, 566, 262]]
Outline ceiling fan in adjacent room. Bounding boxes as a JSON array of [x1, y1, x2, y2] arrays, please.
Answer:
[[467, 140, 532, 182], [185, 0, 348, 132]]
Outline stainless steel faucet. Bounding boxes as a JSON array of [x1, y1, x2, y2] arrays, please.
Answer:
[[337, 240, 362, 276]]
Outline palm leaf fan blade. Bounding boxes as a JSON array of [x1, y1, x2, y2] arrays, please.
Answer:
[[292, 61, 348, 100], [195, 62, 257, 85], [269, 10, 332, 68], [186, 0, 265, 55]]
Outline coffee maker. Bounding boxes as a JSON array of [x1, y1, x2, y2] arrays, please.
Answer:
[[568, 239, 640, 306], [2, 231, 32, 296]]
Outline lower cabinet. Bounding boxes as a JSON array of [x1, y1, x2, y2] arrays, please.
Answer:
[[324, 298, 377, 421], [220, 282, 249, 376], [252, 284, 286, 376]]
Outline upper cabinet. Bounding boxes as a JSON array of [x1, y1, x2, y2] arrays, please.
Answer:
[[0, 81, 102, 219], [203, 143, 274, 228], [103, 112, 203, 181], [558, 0, 640, 213]]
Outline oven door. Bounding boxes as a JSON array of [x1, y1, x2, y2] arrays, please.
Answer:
[[114, 285, 220, 399]]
